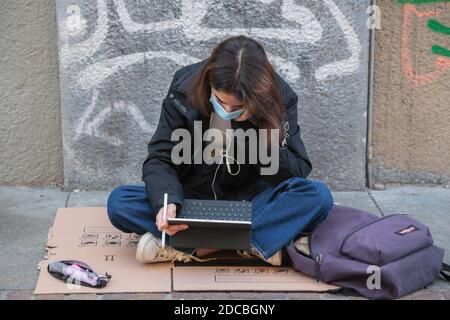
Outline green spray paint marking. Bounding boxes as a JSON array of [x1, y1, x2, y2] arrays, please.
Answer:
[[397, 0, 450, 4], [432, 45, 450, 57], [398, 1, 450, 57], [428, 19, 450, 35], [428, 20, 450, 57]]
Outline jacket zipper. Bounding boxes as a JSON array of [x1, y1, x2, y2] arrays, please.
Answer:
[[338, 214, 403, 254]]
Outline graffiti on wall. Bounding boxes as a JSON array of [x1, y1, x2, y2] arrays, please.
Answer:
[[399, 0, 450, 85], [60, 0, 362, 148], [56, 0, 370, 189]]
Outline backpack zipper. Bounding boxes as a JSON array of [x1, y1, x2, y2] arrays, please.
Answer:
[[309, 214, 402, 281], [314, 253, 323, 282], [308, 230, 315, 258], [338, 214, 403, 254], [306, 229, 322, 282]]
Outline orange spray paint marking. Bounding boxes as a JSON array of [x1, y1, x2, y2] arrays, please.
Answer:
[[437, 56, 450, 67], [402, 4, 450, 85]]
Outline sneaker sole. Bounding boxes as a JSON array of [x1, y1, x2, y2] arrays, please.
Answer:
[[135, 232, 157, 263]]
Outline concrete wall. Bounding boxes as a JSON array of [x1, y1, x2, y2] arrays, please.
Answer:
[[0, 0, 63, 187], [372, 0, 450, 185], [2, 0, 449, 191], [55, 0, 371, 191]]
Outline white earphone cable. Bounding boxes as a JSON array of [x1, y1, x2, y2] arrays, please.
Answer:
[[211, 130, 241, 200]]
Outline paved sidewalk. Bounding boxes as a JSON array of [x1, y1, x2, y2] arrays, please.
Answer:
[[1, 184, 449, 300]]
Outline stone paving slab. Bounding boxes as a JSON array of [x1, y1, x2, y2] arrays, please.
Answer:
[[331, 191, 381, 216], [66, 190, 111, 207], [371, 186, 450, 264], [0, 187, 68, 290]]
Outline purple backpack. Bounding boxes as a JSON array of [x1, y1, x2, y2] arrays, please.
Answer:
[[286, 204, 450, 299]]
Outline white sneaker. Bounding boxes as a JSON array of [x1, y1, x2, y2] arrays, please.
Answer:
[[135, 232, 217, 264], [236, 247, 283, 266], [293, 235, 311, 256]]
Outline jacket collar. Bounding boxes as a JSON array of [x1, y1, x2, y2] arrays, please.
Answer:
[[170, 59, 209, 120]]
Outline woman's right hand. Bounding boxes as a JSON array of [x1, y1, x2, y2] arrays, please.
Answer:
[[156, 203, 189, 236]]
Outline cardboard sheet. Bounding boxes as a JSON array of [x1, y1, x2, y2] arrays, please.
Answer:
[[173, 266, 338, 291], [35, 207, 171, 294], [34, 207, 338, 295]]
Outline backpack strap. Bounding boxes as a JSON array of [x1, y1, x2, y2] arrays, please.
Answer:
[[440, 263, 450, 282]]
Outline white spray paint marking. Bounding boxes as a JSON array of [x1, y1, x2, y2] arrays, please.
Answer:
[[281, 0, 323, 42], [64, 0, 363, 155], [60, 0, 108, 62], [85, 105, 123, 146], [77, 45, 299, 90], [114, 0, 184, 32], [75, 89, 125, 146], [181, 0, 322, 45], [114, 0, 322, 45], [75, 94, 157, 146], [256, 0, 276, 4], [112, 0, 360, 84], [66, 5, 87, 37], [268, 54, 300, 83], [75, 52, 200, 143], [121, 101, 154, 134], [75, 89, 99, 136], [315, 0, 361, 82], [77, 51, 200, 90], [78, 53, 143, 90]]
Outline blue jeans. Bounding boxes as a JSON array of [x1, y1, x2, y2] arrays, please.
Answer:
[[106, 177, 333, 259]]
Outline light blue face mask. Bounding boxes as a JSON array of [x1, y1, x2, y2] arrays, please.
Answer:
[[210, 93, 245, 121]]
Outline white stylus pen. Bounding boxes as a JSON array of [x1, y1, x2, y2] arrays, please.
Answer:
[[161, 193, 168, 248]]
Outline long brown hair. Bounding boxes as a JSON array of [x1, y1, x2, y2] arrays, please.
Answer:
[[187, 35, 285, 144]]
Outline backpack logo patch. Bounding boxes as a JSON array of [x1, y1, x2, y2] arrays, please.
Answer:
[[395, 225, 419, 236]]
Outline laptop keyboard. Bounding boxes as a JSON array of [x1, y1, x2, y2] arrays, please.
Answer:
[[178, 199, 252, 222]]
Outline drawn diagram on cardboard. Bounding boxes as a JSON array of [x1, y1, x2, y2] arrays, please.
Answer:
[[79, 226, 140, 248], [213, 266, 306, 283]]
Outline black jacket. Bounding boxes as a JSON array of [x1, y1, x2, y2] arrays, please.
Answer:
[[142, 59, 312, 213]]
